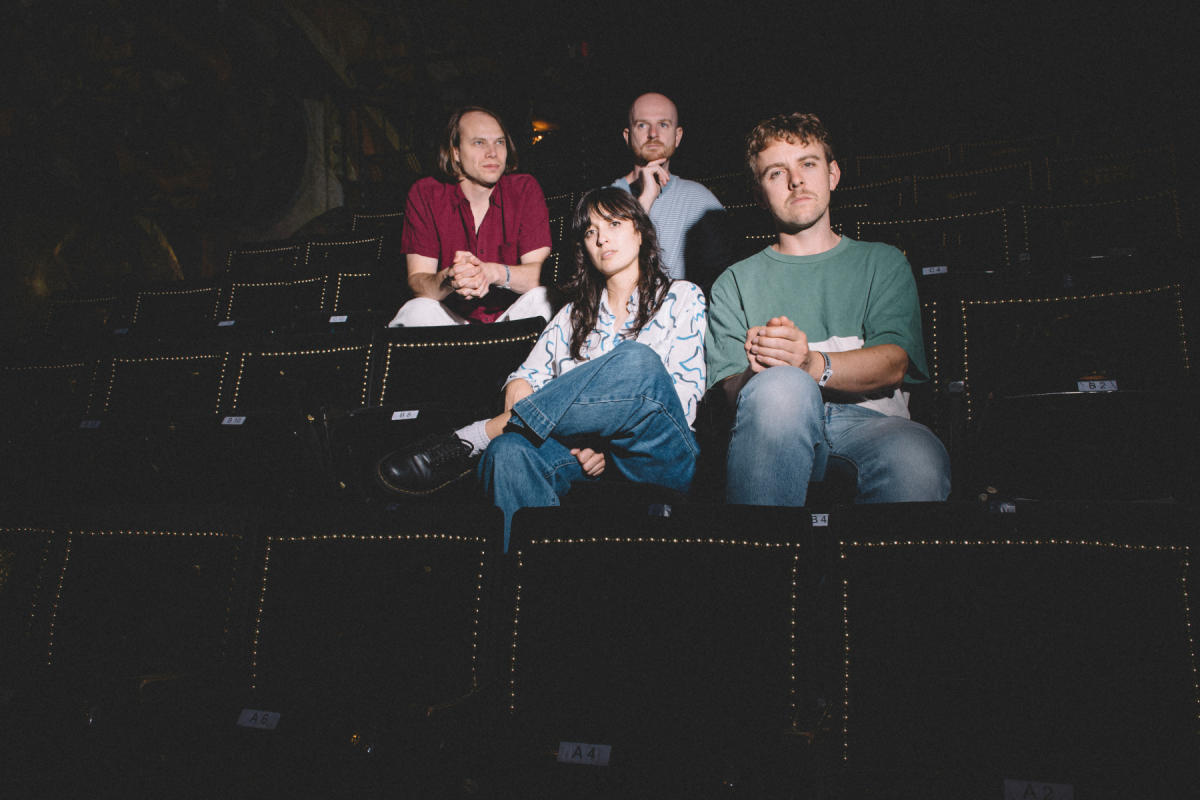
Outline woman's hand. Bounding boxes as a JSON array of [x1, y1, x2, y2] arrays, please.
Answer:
[[571, 447, 606, 477]]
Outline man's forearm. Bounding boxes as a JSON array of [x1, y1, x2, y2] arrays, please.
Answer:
[[804, 344, 908, 393], [720, 343, 908, 405], [501, 260, 545, 294], [408, 268, 452, 300]]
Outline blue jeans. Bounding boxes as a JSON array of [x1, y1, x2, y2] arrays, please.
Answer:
[[478, 342, 699, 549], [725, 366, 951, 506]]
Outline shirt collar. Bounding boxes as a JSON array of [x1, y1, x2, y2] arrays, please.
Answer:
[[599, 287, 640, 320], [453, 177, 503, 209]]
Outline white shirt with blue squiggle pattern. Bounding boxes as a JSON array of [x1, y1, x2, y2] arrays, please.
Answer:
[[507, 280, 708, 427]]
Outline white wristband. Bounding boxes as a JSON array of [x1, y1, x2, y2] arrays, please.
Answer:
[[817, 351, 833, 387]]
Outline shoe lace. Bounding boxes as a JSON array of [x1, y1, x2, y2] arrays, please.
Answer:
[[424, 435, 472, 468]]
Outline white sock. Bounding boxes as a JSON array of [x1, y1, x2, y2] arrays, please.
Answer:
[[454, 418, 491, 456]]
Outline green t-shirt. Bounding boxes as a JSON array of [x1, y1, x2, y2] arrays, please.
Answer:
[[705, 236, 928, 418]]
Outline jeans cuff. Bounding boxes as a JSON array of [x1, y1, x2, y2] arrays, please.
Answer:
[[511, 394, 555, 441]]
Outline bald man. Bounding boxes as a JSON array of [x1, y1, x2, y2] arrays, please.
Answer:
[[611, 92, 729, 288]]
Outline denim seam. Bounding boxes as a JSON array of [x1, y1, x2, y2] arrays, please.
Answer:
[[529, 394, 699, 459], [627, 393, 700, 458], [543, 456, 583, 484], [822, 402, 837, 452], [824, 403, 868, 478], [512, 396, 555, 441]]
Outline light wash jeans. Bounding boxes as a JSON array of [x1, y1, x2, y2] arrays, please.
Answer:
[[478, 342, 699, 549], [725, 365, 950, 506]]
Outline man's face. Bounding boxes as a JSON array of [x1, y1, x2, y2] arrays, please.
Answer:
[[453, 111, 507, 188], [623, 93, 683, 165], [753, 137, 840, 234]]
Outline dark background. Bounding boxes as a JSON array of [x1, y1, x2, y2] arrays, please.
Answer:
[[2, 0, 1197, 323]]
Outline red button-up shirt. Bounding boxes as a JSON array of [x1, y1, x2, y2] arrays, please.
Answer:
[[401, 173, 552, 323]]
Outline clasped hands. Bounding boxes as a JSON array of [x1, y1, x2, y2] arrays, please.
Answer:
[[745, 315, 818, 376], [442, 250, 504, 299]]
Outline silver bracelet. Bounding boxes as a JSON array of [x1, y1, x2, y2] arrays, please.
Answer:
[[500, 264, 511, 289]]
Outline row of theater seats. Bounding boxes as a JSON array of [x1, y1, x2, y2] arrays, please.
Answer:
[[26, 205, 571, 352], [687, 137, 1186, 280], [24, 232, 395, 348], [2, 314, 547, 504], [30, 169, 1188, 347], [2, 500, 1196, 797], [847, 139, 1180, 192], [9, 214, 1197, 505], [708, 178, 1184, 276], [12, 287, 1196, 505]]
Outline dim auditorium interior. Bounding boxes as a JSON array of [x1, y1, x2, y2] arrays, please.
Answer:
[[1, 3, 1198, 798]]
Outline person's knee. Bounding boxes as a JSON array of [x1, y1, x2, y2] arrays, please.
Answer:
[[397, 297, 442, 315], [604, 342, 674, 391], [727, 368, 825, 469], [388, 297, 454, 327], [609, 341, 659, 371], [736, 367, 822, 429], [506, 286, 551, 321], [910, 433, 951, 500], [872, 424, 951, 501]]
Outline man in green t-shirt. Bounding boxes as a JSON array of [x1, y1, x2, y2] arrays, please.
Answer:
[[705, 112, 950, 506]]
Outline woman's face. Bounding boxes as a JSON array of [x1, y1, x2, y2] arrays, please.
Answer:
[[582, 209, 642, 281]]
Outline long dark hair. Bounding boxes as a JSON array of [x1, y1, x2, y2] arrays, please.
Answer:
[[565, 187, 672, 361]]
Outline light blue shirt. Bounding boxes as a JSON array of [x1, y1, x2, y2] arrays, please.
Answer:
[[509, 281, 708, 426], [611, 175, 725, 280]]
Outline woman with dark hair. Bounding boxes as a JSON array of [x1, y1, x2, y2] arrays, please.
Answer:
[[377, 186, 707, 547]]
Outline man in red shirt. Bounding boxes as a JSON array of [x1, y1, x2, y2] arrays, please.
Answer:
[[388, 106, 553, 326]]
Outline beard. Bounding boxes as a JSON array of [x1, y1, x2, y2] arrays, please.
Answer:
[[632, 138, 675, 165]]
